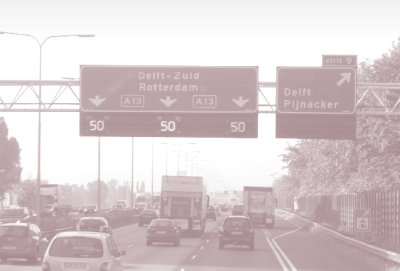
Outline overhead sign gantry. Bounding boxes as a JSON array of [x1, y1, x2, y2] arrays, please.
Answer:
[[80, 66, 258, 138]]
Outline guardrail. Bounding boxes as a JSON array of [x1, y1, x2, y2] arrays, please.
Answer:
[[40, 208, 140, 240]]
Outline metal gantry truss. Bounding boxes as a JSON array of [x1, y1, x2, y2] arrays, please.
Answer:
[[0, 80, 400, 115]]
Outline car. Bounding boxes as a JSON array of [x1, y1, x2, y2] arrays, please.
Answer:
[[206, 206, 217, 220], [146, 218, 180, 246], [0, 222, 48, 263], [41, 231, 125, 271], [76, 216, 113, 235], [218, 215, 255, 250], [0, 207, 32, 223], [231, 204, 244, 215], [79, 204, 98, 215], [138, 209, 159, 227]]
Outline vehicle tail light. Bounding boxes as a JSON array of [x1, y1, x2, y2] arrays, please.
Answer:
[[100, 262, 111, 271], [42, 261, 51, 271], [147, 227, 155, 232]]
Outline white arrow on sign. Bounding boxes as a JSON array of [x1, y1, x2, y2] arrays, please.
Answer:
[[160, 96, 177, 108], [89, 95, 106, 107], [336, 72, 352, 87], [232, 96, 250, 108]]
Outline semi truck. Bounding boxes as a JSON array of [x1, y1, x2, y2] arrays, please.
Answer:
[[160, 175, 208, 235], [40, 184, 72, 212], [243, 186, 275, 228]]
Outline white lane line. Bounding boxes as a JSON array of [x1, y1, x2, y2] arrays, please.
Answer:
[[269, 218, 300, 271], [180, 268, 185, 271], [200, 246, 204, 250], [274, 226, 302, 241], [128, 244, 134, 248], [206, 239, 210, 243], [265, 230, 289, 271], [191, 255, 197, 260], [271, 238, 298, 271]]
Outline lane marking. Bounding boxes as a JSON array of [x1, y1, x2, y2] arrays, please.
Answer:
[[200, 246, 204, 250], [265, 231, 289, 271], [191, 255, 197, 260], [271, 238, 298, 271]]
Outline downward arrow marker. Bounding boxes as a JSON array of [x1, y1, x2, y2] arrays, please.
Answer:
[[232, 96, 250, 108], [160, 96, 177, 108], [89, 95, 106, 107]]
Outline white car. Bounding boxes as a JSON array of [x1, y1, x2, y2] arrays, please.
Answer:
[[41, 231, 126, 271]]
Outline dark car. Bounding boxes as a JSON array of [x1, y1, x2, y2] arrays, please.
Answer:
[[206, 206, 217, 220], [138, 209, 159, 227], [146, 219, 180, 246], [231, 204, 244, 215], [0, 222, 48, 263], [218, 215, 255, 250], [0, 207, 32, 223], [76, 216, 113, 235]]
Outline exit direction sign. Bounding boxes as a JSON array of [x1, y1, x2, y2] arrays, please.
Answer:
[[80, 112, 258, 138], [80, 66, 258, 113], [277, 67, 356, 114], [276, 67, 357, 140]]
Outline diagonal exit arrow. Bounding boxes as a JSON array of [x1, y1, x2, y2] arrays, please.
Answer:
[[89, 95, 106, 107], [232, 96, 250, 108], [336, 72, 352, 87], [160, 96, 177, 108]]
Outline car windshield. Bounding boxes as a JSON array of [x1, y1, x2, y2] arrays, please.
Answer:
[[49, 236, 103, 258], [0, 226, 28, 237], [224, 218, 251, 228], [0, 209, 25, 217], [150, 219, 174, 227]]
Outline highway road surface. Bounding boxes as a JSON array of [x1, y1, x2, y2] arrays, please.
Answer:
[[0, 210, 391, 271]]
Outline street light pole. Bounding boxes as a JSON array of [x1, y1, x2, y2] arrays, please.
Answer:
[[175, 142, 196, 176], [0, 31, 95, 224]]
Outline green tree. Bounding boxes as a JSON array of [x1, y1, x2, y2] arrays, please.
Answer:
[[281, 37, 400, 195], [356, 37, 400, 190], [0, 117, 22, 199], [13, 179, 36, 209]]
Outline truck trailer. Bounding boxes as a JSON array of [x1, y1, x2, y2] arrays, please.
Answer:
[[243, 186, 275, 228], [160, 175, 207, 235]]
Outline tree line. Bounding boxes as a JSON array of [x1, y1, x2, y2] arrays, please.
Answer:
[[276, 37, 400, 197]]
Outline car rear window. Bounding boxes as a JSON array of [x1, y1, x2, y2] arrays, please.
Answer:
[[151, 219, 174, 227], [141, 209, 156, 215], [223, 217, 251, 228], [0, 226, 28, 237], [80, 219, 106, 228], [49, 237, 103, 258]]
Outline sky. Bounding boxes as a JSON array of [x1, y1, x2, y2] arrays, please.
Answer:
[[0, 0, 399, 193]]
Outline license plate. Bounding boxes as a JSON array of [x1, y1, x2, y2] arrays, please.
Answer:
[[63, 262, 88, 270], [231, 231, 243, 235]]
